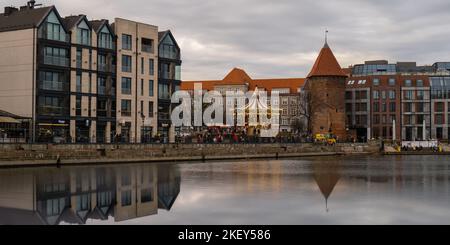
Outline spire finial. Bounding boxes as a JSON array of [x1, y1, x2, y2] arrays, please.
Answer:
[[325, 29, 329, 44]]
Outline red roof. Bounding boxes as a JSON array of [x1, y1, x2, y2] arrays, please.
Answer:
[[307, 43, 347, 78], [181, 68, 305, 94]]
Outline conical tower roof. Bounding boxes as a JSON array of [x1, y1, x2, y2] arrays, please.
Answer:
[[307, 42, 347, 78]]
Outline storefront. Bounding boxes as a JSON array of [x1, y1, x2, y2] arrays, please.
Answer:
[[37, 120, 70, 143], [76, 120, 90, 143]]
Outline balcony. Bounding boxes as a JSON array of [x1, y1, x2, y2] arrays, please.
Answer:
[[121, 111, 131, 117], [98, 64, 115, 73], [142, 45, 153, 53], [38, 106, 66, 116], [39, 80, 67, 92], [44, 56, 69, 67]]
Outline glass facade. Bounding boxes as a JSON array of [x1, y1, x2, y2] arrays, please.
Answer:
[[38, 11, 68, 42]]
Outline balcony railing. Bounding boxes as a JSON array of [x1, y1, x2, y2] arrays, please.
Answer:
[[39, 80, 67, 91], [97, 110, 107, 117], [44, 56, 69, 67], [38, 106, 66, 116], [98, 86, 106, 95], [142, 45, 153, 53]]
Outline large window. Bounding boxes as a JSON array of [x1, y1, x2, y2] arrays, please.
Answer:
[[388, 90, 396, 100], [373, 91, 379, 100], [122, 55, 132, 73], [149, 80, 154, 96], [77, 20, 91, 45], [404, 90, 414, 100], [38, 96, 66, 116], [97, 77, 107, 95], [97, 54, 107, 72], [122, 34, 132, 50], [98, 26, 113, 49], [121, 77, 131, 95], [39, 71, 65, 91], [76, 74, 82, 93], [39, 11, 67, 42], [44, 47, 69, 67], [148, 101, 154, 118], [158, 84, 170, 99], [159, 34, 179, 59], [149, 59, 154, 76], [388, 78, 396, 86], [121, 100, 131, 117], [436, 102, 445, 112], [121, 190, 132, 207]]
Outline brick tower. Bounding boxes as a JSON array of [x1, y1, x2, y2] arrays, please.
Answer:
[[304, 40, 348, 140]]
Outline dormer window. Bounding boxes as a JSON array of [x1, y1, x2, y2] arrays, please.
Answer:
[[77, 20, 91, 45], [38, 11, 68, 42], [98, 26, 113, 49]]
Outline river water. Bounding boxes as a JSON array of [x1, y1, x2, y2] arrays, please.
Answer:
[[0, 155, 449, 225]]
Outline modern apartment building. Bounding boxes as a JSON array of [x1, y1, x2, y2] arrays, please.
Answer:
[[0, 2, 182, 143], [157, 30, 182, 143], [113, 18, 159, 143], [346, 60, 450, 141]]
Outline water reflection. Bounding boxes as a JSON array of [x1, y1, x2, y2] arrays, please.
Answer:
[[0, 164, 180, 225], [1, 156, 450, 225]]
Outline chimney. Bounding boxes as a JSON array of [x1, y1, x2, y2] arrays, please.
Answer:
[[20, 5, 29, 11], [4, 6, 19, 16]]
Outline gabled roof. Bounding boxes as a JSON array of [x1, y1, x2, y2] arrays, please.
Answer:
[[307, 42, 347, 78], [62, 15, 83, 30], [0, 6, 54, 33], [90, 19, 113, 34], [222, 68, 252, 84], [158, 30, 180, 49]]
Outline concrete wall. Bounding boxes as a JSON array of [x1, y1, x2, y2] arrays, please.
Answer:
[[0, 28, 36, 118], [0, 142, 380, 163]]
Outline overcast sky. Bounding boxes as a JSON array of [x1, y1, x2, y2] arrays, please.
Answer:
[[5, 0, 450, 80]]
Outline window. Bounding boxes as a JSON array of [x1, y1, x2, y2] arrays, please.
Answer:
[[74, 95, 81, 112], [373, 78, 380, 86], [97, 54, 107, 72], [121, 77, 131, 95], [373, 102, 379, 112], [373, 90, 380, 100], [345, 91, 352, 100], [374, 115, 380, 124], [149, 101, 154, 117], [389, 102, 396, 112], [404, 90, 414, 100], [76, 49, 82, 68], [435, 114, 444, 124], [122, 55, 132, 72], [141, 188, 153, 203], [149, 59, 154, 75], [158, 84, 170, 99], [382, 102, 387, 112], [417, 90, 425, 100], [141, 79, 144, 96], [121, 190, 132, 207], [389, 78, 396, 86], [404, 103, 413, 112], [97, 77, 107, 95], [141, 38, 154, 53], [122, 34, 132, 50], [39, 11, 67, 42], [436, 102, 445, 112], [382, 115, 387, 124], [416, 102, 424, 112], [44, 47, 69, 66], [76, 74, 82, 93], [417, 80, 424, 87], [149, 80, 154, 96], [159, 35, 179, 59], [404, 80, 412, 87], [141, 57, 144, 74], [77, 21, 90, 45], [98, 26, 113, 49], [388, 90, 396, 100], [140, 100, 144, 116], [39, 71, 65, 91], [346, 103, 352, 112], [416, 114, 425, 124], [38, 96, 66, 116], [381, 91, 386, 100], [121, 100, 131, 117]]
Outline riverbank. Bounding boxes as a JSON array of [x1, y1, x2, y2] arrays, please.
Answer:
[[0, 143, 379, 168]]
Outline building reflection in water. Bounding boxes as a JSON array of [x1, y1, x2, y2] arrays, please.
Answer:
[[0, 164, 180, 225], [312, 160, 341, 213]]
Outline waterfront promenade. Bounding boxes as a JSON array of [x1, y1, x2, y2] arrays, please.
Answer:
[[0, 142, 379, 168]]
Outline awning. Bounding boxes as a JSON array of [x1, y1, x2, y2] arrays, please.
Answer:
[[0, 116, 20, 124]]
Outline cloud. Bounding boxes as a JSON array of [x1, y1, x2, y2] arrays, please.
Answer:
[[4, 0, 450, 79]]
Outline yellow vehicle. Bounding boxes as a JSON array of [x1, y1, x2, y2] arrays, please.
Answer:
[[327, 138, 337, 145], [314, 134, 326, 142]]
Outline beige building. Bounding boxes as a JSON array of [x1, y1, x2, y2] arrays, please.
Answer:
[[113, 18, 159, 143]]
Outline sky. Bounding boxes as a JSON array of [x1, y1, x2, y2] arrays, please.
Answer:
[[4, 0, 450, 80]]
